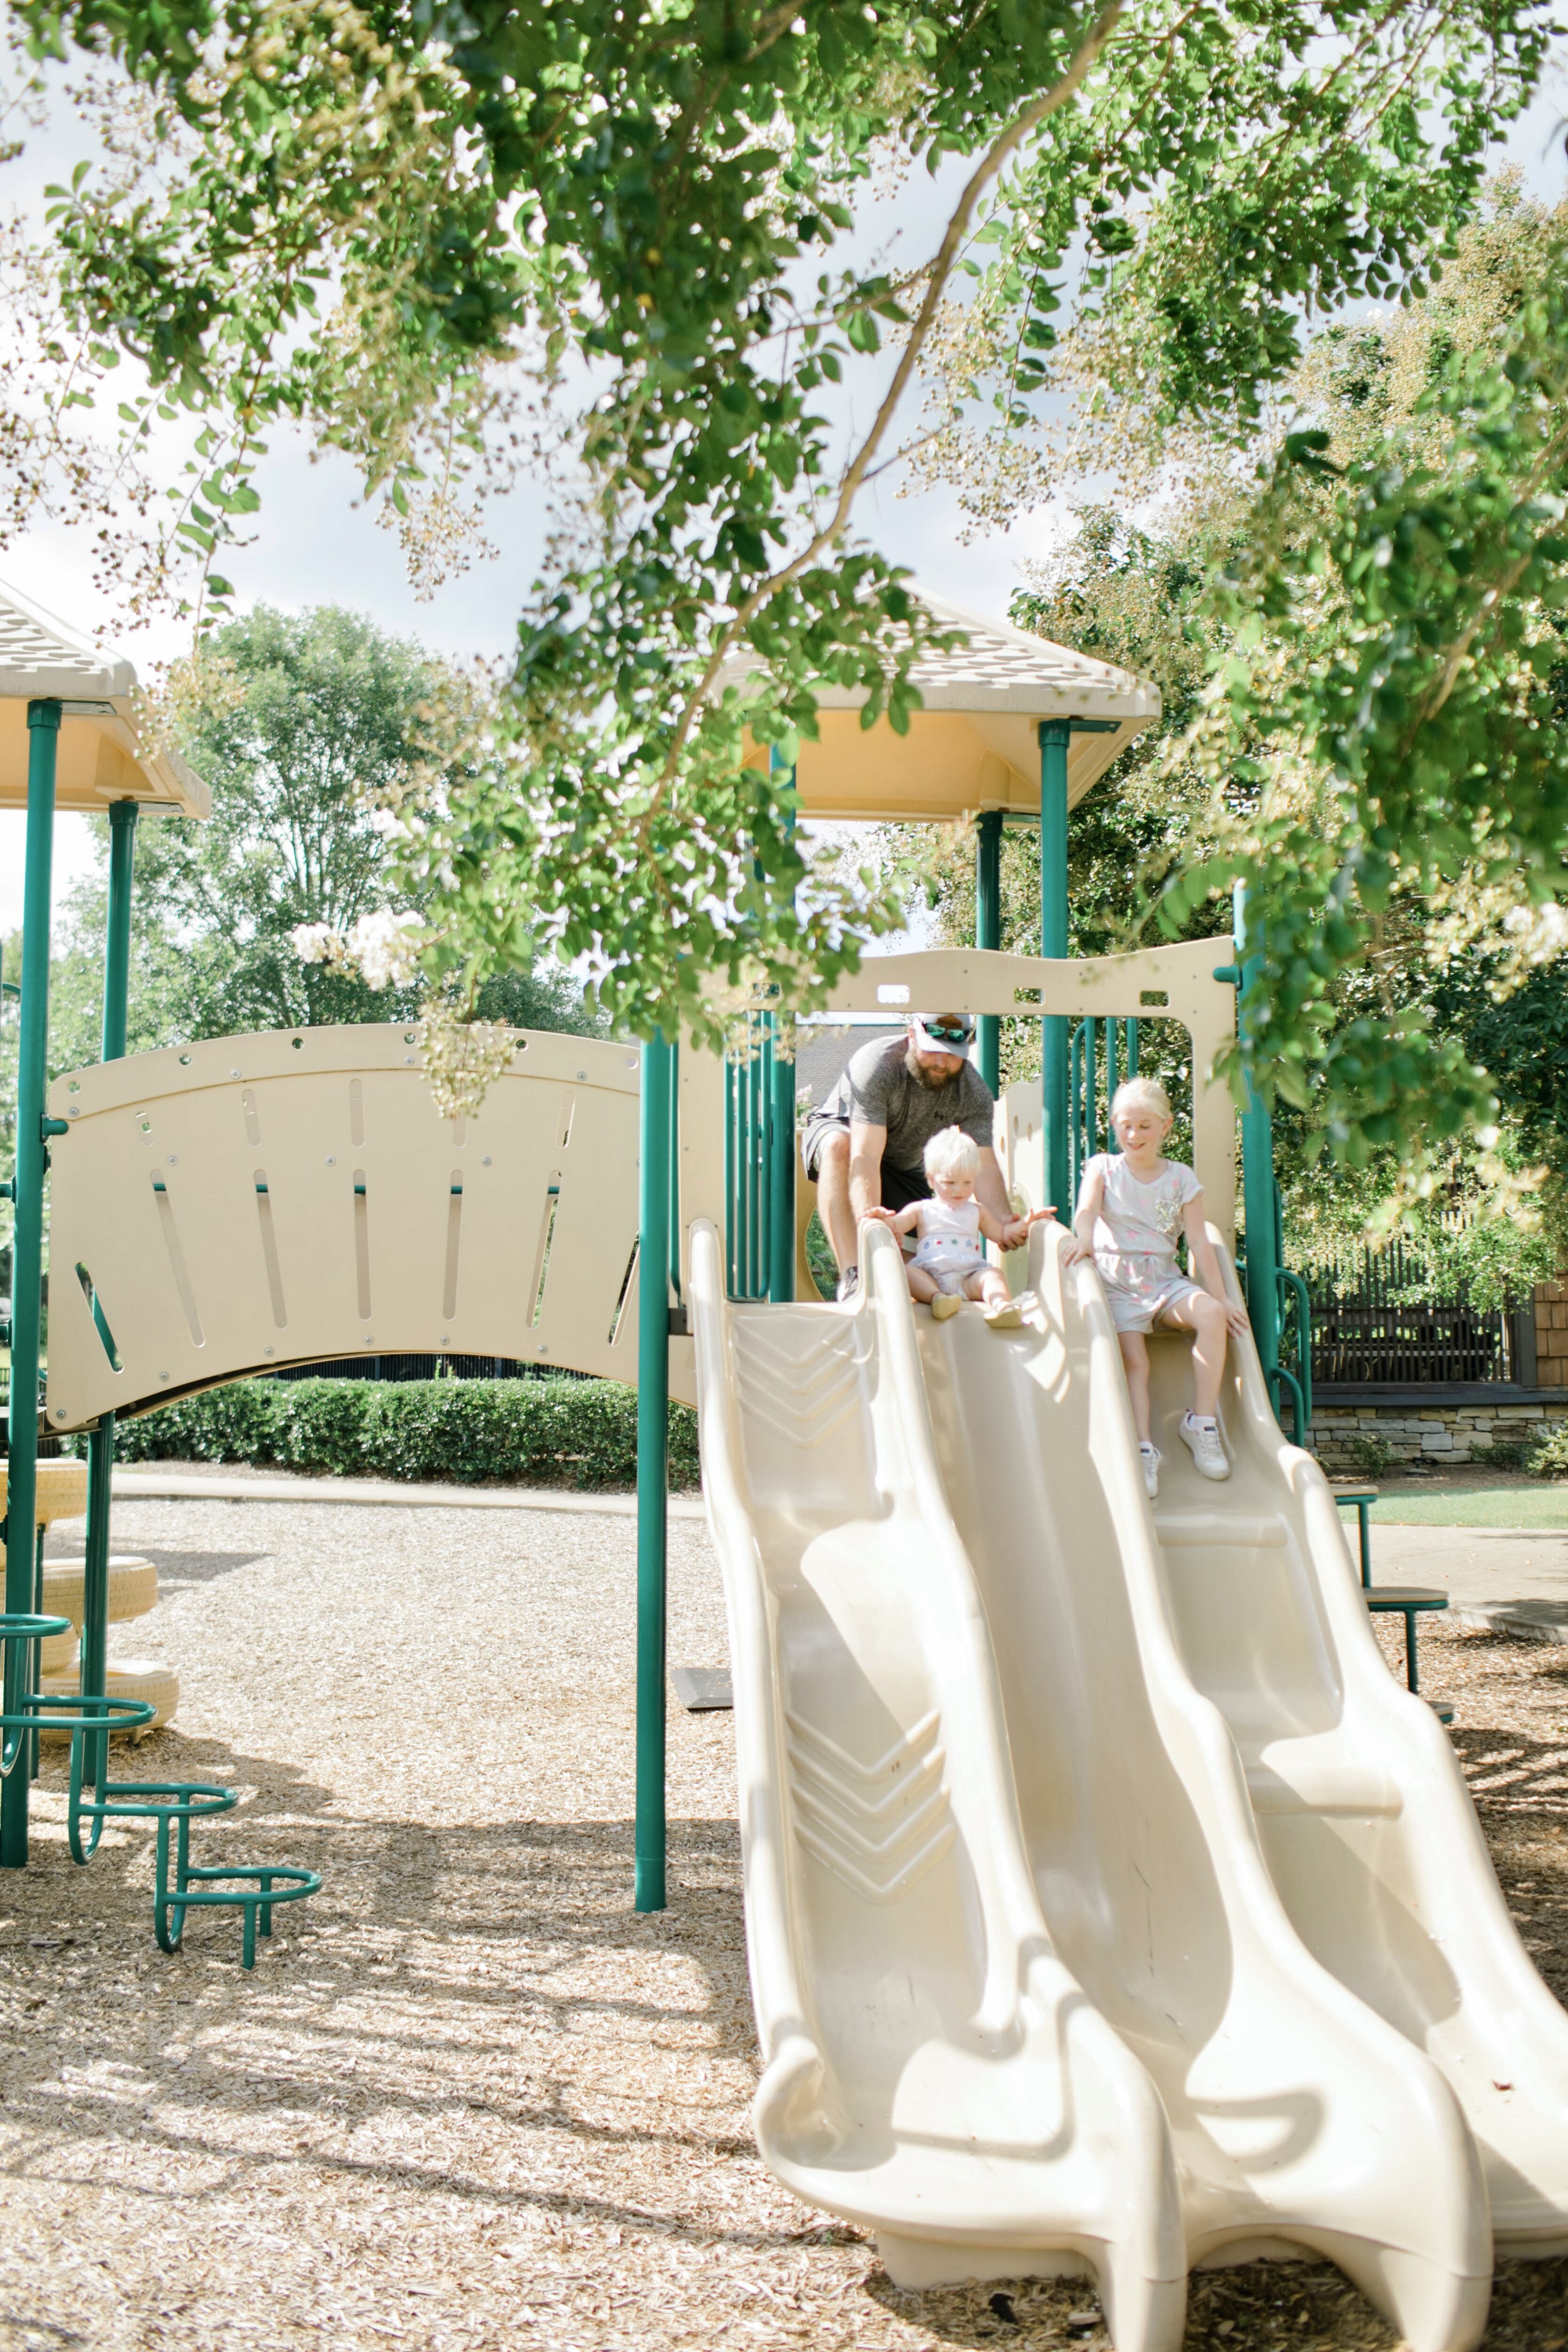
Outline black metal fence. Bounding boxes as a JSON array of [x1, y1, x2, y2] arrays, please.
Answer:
[[1300, 1238, 1526, 1386]]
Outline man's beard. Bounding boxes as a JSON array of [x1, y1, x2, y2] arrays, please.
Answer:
[[905, 1045, 954, 1091]]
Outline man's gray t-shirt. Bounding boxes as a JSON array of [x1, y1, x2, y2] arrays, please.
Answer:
[[818, 1035, 995, 1172]]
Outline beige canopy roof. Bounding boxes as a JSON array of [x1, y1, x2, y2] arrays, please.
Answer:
[[0, 578, 210, 819], [733, 588, 1161, 822]]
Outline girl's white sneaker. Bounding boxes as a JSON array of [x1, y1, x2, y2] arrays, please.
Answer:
[[1180, 1412, 1229, 1480], [1139, 1443, 1160, 1499]]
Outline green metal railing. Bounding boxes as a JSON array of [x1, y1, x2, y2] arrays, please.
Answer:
[[1069, 1015, 1141, 1206], [724, 1012, 794, 1304]]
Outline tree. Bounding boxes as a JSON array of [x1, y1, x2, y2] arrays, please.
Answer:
[[919, 183, 1568, 1256], [40, 604, 598, 1075], [11, 0, 1553, 1049]]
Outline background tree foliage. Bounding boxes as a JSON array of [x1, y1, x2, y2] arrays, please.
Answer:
[[914, 182, 1568, 1271], [4, 605, 595, 1112], [10, 0, 1556, 1068]]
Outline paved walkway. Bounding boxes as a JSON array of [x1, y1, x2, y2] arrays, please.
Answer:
[[1369, 1521, 1568, 1611], [111, 1466, 708, 1519]]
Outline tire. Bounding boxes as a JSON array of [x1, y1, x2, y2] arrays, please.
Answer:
[[41, 1556, 159, 1628], [105, 1660, 180, 1732], [36, 1657, 179, 1739], [39, 1629, 79, 1676]]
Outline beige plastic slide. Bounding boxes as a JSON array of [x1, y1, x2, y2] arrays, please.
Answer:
[[690, 1213, 1568, 2352]]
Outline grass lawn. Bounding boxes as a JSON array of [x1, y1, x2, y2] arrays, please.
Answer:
[[1365, 1483, 1568, 1529]]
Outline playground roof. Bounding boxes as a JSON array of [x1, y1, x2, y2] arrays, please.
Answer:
[[733, 588, 1161, 822], [0, 578, 210, 820]]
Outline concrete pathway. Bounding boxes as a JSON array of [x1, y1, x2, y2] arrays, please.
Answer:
[[110, 1466, 709, 1519], [1371, 1521, 1568, 1611]]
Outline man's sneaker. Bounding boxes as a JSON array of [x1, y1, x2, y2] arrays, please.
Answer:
[[1179, 1412, 1230, 1480], [1139, 1443, 1160, 1499], [835, 1266, 860, 1304]]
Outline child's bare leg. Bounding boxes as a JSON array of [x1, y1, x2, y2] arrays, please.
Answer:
[[1118, 1331, 1153, 1443], [1161, 1294, 1229, 1416], [907, 1263, 939, 1304], [971, 1267, 1011, 1311]]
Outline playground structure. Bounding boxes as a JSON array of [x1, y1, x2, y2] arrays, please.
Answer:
[[3, 584, 1567, 2343]]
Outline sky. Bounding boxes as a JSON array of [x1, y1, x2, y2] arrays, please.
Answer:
[[1, 44, 1566, 934]]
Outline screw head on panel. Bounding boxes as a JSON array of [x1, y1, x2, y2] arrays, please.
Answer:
[[482, 1156, 492, 1166], [326, 1155, 336, 1165]]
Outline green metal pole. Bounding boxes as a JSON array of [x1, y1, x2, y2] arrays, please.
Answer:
[[3, 700, 61, 1869], [976, 810, 1003, 1097], [1234, 880, 1281, 1386], [765, 747, 797, 1304], [81, 799, 138, 1790], [635, 1028, 672, 1913], [1038, 721, 1071, 1215], [767, 1011, 795, 1303]]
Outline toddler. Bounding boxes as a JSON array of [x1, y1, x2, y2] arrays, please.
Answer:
[[1064, 1076, 1250, 1497], [867, 1126, 1041, 1329]]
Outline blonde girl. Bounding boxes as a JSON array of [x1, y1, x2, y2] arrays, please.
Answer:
[[1065, 1077, 1250, 1496]]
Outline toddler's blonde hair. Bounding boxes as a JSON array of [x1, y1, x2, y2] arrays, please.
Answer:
[[923, 1125, 980, 1183], [1111, 1075, 1174, 1125]]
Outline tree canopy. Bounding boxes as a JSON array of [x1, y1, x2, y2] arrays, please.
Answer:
[[9, 0, 1556, 1065], [909, 182, 1568, 1260], [36, 605, 597, 1079]]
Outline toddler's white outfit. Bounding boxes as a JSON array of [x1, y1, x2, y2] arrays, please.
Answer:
[[1081, 1152, 1205, 1334], [910, 1197, 985, 1297]]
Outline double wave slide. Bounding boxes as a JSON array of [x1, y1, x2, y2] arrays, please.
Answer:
[[689, 1215, 1568, 2352]]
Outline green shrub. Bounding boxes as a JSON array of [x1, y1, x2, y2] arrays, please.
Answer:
[[1528, 1421, 1568, 1481], [107, 1377, 701, 1491], [1345, 1433, 1395, 1478], [1480, 1432, 1532, 1471]]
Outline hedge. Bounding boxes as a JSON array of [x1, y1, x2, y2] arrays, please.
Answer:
[[103, 1377, 701, 1491]]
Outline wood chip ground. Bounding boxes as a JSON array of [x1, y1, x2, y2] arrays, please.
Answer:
[[1, 1488, 1566, 2351]]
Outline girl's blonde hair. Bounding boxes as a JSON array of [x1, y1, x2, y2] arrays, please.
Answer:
[[923, 1124, 980, 1183], [1111, 1075, 1174, 1125]]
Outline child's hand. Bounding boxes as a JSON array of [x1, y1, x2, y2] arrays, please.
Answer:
[[1224, 1299, 1252, 1339], [1061, 1235, 1095, 1265], [861, 1206, 896, 1224]]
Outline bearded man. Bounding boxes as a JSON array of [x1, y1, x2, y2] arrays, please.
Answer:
[[801, 1012, 1034, 1303]]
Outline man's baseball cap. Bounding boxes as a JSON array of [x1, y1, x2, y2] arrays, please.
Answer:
[[911, 1012, 976, 1053]]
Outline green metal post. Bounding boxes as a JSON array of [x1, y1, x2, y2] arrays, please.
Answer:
[[976, 810, 1003, 1097], [81, 798, 138, 1790], [765, 747, 798, 1303], [767, 1013, 795, 1303], [1234, 880, 1281, 1385], [3, 700, 61, 1869], [1038, 721, 1071, 1215], [635, 1029, 672, 1913]]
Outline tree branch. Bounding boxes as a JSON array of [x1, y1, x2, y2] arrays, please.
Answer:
[[645, 0, 1129, 816]]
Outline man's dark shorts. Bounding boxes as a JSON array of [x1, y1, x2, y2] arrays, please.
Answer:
[[801, 1113, 930, 1210]]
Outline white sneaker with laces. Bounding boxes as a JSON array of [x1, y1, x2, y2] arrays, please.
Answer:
[[1139, 1443, 1160, 1499], [1180, 1412, 1229, 1480]]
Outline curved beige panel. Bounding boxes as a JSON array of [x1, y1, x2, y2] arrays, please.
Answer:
[[44, 1025, 699, 1427]]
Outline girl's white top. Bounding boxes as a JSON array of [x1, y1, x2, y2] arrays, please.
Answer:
[[1082, 1152, 1202, 1276], [911, 1195, 983, 1264]]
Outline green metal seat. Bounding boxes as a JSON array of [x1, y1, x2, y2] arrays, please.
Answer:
[[65, 1728, 319, 1966], [0, 1614, 156, 1778]]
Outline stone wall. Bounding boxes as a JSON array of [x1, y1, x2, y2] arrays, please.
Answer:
[[1307, 1397, 1568, 1477]]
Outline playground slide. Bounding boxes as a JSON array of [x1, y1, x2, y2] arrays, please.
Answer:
[[691, 1213, 1565, 2352]]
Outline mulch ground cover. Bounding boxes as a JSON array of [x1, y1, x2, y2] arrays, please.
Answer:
[[0, 1495, 1564, 2351]]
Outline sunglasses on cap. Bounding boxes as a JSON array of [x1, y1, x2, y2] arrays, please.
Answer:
[[915, 1016, 976, 1047]]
